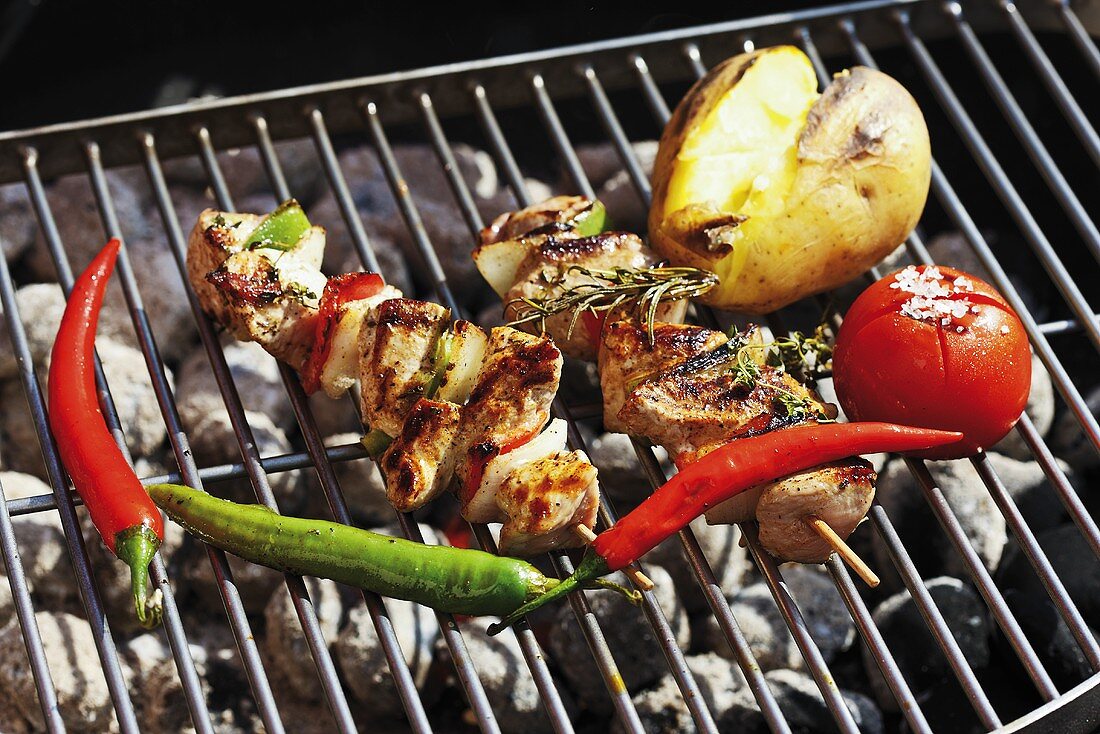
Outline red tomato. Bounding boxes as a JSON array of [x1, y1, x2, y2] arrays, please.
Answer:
[[832, 265, 1031, 460]]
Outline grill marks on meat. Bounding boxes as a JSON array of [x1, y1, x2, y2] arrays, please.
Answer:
[[189, 205, 603, 555], [599, 319, 728, 433], [618, 332, 832, 466], [188, 209, 328, 370], [359, 298, 450, 438], [504, 231, 686, 361], [381, 398, 462, 512], [480, 195, 594, 245], [497, 451, 599, 556], [456, 328, 563, 501], [601, 319, 873, 564]]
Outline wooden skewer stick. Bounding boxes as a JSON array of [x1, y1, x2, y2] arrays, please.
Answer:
[[805, 515, 880, 588], [571, 524, 655, 591]]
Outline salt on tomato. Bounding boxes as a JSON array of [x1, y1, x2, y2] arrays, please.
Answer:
[[832, 264, 1031, 460]]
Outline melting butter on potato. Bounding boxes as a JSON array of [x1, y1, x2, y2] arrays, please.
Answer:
[[649, 45, 931, 312]]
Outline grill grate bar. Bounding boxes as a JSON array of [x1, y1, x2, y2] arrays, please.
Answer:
[[824, 555, 932, 732], [418, 88, 607, 734], [1055, 0, 1100, 81], [840, 16, 1100, 703], [1015, 413, 1100, 560], [631, 435, 794, 734], [586, 52, 895, 730], [805, 18, 1100, 723], [659, 48, 872, 733], [132, 174, 347, 734], [0, 462, 64, 732], [947, 4, 1100, 264], [77, 146, 216, 734], [424, 84, 726, 733], [306, 109, 383, 273], [363, 92, 660, 733], [892, 12, 1100, 354], [4, 443, 366, 517], [970, 452, 1100, 669], [522, 71, 730, 734], [204, 120, 433, 733], [84, 144, 304, 734], [471, 85, 534, 209], [7, 155, 141, 734], [316, 95, 568, 732], [303, 108, 464, 733], [869, 501, 1003, 728], [592, 49, 883, 730], [840, 16, 1100, 463], [906, 457, 1060, 699], [809, 13, 1100, 703], [139, 130, 354, 732], [1001, 3, 1100, 168]]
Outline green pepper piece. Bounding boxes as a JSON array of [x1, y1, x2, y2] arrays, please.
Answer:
[[422, 328, 454, 400], [571, 200, 608, 237], [245, 199, 311, 251], [361, 429, 393, 460]]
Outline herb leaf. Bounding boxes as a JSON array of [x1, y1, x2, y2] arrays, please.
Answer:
[[506, 264, 719, 344]]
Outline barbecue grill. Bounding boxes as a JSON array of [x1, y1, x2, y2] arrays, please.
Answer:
[[0, 0, 1098, 731]]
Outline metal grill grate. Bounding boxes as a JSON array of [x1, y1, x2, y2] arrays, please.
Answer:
[[0, 0, 1098, 731]]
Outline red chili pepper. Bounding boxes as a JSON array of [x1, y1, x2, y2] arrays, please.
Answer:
[[488, 421, 960, 634], [48, 239, 165, 628], [300, 272, 386, 394]]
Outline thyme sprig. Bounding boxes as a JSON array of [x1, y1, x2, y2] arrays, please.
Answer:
[[728, 324, 835, 421], [506, 264, 719, 344]]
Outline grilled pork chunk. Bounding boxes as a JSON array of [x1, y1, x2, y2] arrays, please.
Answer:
[[479, 195, 595, 245], [754, 459, 876, 563], [598, 319, 728, 433], [497, 450, 599, 556], [189, 209, 327, 370], [618, 332, 834, 466], [380, 398, 462, 512], [453, 327, 563, 513], [359, 298, 450, 438], [504, 231, 687, 361]]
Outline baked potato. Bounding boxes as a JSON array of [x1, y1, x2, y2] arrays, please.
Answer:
[[649, 45, 931, 313]]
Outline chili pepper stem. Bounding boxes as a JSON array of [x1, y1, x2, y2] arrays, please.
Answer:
[[488, 549, 610, 636], [115, 525, 163, 629], [584, 577, 644, 604]]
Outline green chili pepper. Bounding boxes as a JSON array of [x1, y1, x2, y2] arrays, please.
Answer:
[[571, 200, 607, 237], [246, 199, 311, 251], [148, 483, 568, 616]]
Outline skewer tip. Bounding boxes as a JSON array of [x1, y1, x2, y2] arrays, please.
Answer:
[[805, 515, 880, 588]]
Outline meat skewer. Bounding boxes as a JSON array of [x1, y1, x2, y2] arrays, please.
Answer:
[[185, 202, 599, 557], [473, 195, 881, 584]]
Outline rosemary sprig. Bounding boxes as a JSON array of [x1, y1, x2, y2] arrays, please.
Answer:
[[506, 264, 719, 344]]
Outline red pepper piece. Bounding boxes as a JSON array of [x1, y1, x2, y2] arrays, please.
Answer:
[[581, 309, 606, 350], [488, 421, 960, 635], [300, 272, 386, 394], [48, 239, 165, 628], [462, 427, 540, 504]]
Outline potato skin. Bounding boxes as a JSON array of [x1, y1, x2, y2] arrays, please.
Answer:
[[650, 51, 931, 313]]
